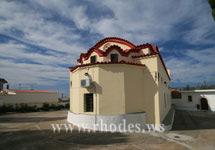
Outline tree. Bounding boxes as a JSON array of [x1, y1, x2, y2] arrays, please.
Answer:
[[208, 0, 215, 20]]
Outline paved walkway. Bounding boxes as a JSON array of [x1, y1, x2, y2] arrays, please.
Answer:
[[162, 106, 175, 127], [0, 110, 215, 150]]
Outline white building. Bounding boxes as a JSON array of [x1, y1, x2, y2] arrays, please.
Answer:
[[172, 90, 215, 112], [0, 90, 59, 107]]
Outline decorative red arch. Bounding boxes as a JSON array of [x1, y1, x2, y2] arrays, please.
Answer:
[[81, 45, 152, 61], [77, 42, 153, 63], [92, 37, 136, 49], [75, 37, 170, 80]]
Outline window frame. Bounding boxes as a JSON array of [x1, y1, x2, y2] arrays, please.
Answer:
[[110, 54, 118, 62], [187, 95, 193, 103], [90, 55, 96, 63], [84, 93, 94, 112]]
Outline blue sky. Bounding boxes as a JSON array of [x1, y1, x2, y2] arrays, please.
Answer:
[[0, 0, 214, 97]]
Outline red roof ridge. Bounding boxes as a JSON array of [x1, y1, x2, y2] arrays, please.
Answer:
[[76, 38, 170, 80], [69, 60, 145, 72], [93, 37, 136, 49], [132, 52, 158, 58], [77, 44, 153, 63]]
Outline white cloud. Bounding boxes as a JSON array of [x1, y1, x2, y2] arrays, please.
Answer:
[[0, 0, 214, 92], [0, 0, 86, 53], [0, 41, 77, 65], [0, 59, 68, 86], [88, 0, 214, 45], [1, 0, 213, 48], [186, 48, 215, 64], [28, 0, 90, 30], [165, 48, 215, 84]]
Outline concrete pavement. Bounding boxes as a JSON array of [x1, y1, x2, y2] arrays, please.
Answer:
[[0, 110, 215, 150]]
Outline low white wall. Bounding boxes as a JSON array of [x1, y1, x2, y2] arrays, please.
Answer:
[[204, 94, 215, 111], [172, 98, 198, 111], [172, 92, 215, 112], [67, 111, 147, 132], [1, 92, 59, 105]]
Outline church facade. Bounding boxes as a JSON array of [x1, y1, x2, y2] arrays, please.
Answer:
[[68, 37, 171, 131]]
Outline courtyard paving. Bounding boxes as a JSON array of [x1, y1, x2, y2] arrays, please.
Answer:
[[0, 110, 215, 150]]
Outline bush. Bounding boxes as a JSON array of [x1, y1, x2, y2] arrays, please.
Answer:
[[0, 102, 67, 113], [0, 104, 15, 113], [14, 103, 38, 112], [41, 103, 50, 111], [20, 103, 27, 112], [65, 103, 70, 108], [28, 105, 38, 112], [49, 104, 64, 110], [59, 105, 65, 109], [50, 104, 56, 110]]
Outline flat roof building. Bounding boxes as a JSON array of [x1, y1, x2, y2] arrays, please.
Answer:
[[0, 90, 59, 107], [172, 89, 215, 112]]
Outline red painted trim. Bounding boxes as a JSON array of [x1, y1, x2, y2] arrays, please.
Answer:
[[151, 46, 170, 80], [157, 53, 170, 80], [131, 46, 170, 80], [93, 37, 136, 49], [83, 45, 130, 61], [76, 37, 170, 80], [132, 53, 158, 58], [69, 60, 145, 72], [77, 44, 152, 63]]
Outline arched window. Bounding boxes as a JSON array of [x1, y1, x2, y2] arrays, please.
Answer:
[[111, 54, 118, 62]]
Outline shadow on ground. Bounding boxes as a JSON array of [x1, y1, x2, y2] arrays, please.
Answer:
[[0, 117, 66, 123], [0, 129, 128, 150], [172, 110, 215, 130], [54, 130, 128, 145]]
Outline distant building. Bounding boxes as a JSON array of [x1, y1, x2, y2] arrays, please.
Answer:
[[172, 90, 215, 112], [0, 78, 7, 91], [0, 90, 59, 107], [59, 98, 69, 106], [68, 37, 172, 131]]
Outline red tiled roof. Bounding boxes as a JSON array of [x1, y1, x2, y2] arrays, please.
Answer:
[[75, 37, 170, 80], [77, 43, 153, 64], [78, 44, 154, 63], [92, 37, 136, 49], [69, 60, 145, 72]]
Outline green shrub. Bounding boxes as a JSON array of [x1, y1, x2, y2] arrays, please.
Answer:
[[41, 103, 50, 111], [55, 105, 61, 110], [0, 102, 66, 113], [28, 105, 38, 112], [16, 103, 29, 112], [15, 103, 38, 112], [50, 104, 56, 109], [0, 104, 15, 113], [58, 105, 65, 109], [65, 103, 70, 108]]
